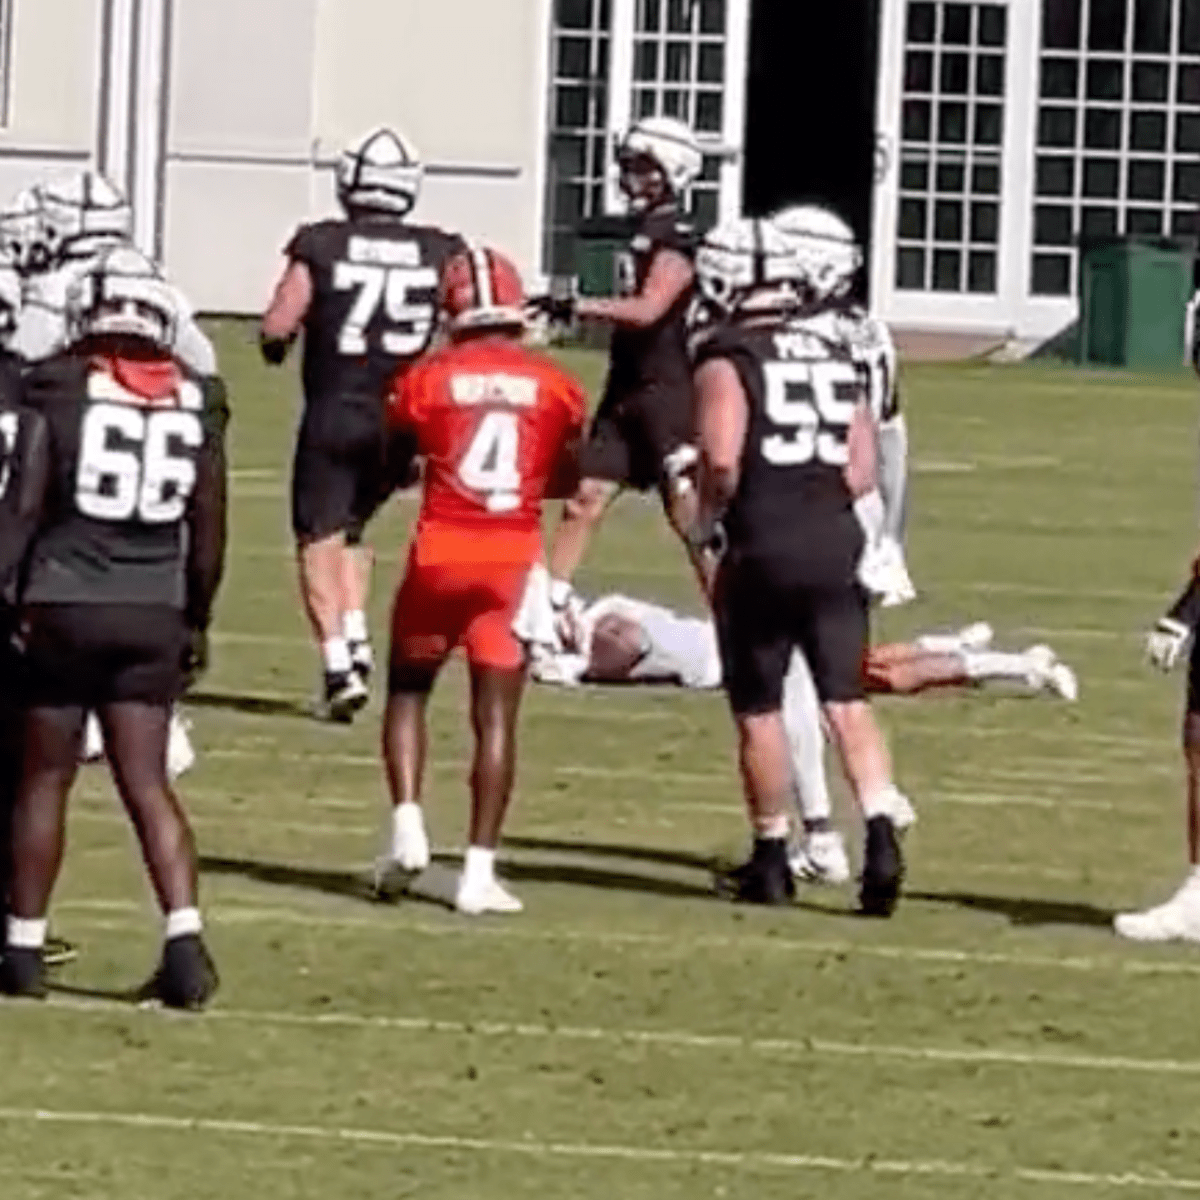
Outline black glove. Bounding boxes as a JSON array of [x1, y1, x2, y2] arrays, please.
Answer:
[[259, 332, 294, 366], [182, 627, 210, 691], [525, 293, 577, 325]]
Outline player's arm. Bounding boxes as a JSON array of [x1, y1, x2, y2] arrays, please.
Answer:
[[690, 356, 748, 550], [260, 259, 313, 365], [184, 379, 230, 664], [845, 399, 879, 498], [1148, 572, 1200, 671], [576, 248, 694, 329], [0, 403, 51, 616]]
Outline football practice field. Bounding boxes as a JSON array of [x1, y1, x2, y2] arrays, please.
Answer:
[[5, 327, 1200, 1199]]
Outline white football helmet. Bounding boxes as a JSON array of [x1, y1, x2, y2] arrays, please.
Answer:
[[36, 172, 132, 264], [337, 127, 423, 217], [0, 249, 21, 337], [617, 117, 703, 209], [0, 189, 49, 274], [771, 204, 863, 304], [694, 217, 800, 315], [67, 245, 181, 350]]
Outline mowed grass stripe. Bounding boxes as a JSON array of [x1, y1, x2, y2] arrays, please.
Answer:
[[1, 1105, 1197, 1192]]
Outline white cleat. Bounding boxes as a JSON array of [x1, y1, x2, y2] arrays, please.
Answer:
[[167, 711, 196, 779], [390, 803, 431, 873], [82, 712, 105, 763], [1024, 645, 1079, 702], [884, 789, 917, 832], [455, 876, 524, 915], [790, 829, 852, 885], [1115, 875, 1200, 943], [955, 622, 994, 651]]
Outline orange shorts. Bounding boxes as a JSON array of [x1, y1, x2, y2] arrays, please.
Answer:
[[390, 554, 530, 673]]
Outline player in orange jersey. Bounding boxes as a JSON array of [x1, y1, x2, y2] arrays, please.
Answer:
[[375, 246, 587, 914]]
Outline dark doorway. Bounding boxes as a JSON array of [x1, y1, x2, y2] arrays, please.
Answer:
[[742, 0, 882, 300]]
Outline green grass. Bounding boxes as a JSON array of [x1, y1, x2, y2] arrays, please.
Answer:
[[4, 325, 1200, 1198]]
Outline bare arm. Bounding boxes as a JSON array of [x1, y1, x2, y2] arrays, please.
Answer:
[[576, 248, 693, 329], [844, 399, 878, 499], [260, 260, 313, 361], [694, 357, 749, 531]]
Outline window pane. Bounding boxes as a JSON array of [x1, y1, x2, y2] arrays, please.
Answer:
[[970, 201, 999, 243], [638, 0, 661, 30], [633, 40, 659, 81], [1041, 59, 1079, 99], [1133, 0, 1171, 52], [1177, 113, 1200, 154], [976, 55, 1005, 96], [558, 37, 592, 78], [698, 0, 725, 34], [1127, 159, 1165, 200], [972, 162, 1001, 193], [1035, 204, 1074, 245], [700, 154, 721, 182], [978, 6, 1006, 46], [592, 80, 608, 126], [1032, 254, 1072, 295], [968, 251, 997, 292], [635, 88, 657, 117], [1131, 110, 1167, 151], [896, 246, 926, 289], [934, 200, 963, 241], [1133, 62, 1169, 101], [662, 89, 688, 118], [665, 41, 691, 81], [695, 90, 723, 132], [550, 134, 587, 178], [1180, 65, 1200, 106], [1174, 162, 1200, 203], [903, 99, 932, 141], [1036, 156, 1075, 196], [698, 43, 724, 83], [1038, 107, 1077, 146], [1126, 208, 1163, 235], [557, 0, 593, 29], [554, 182, 587, 222], [597, 37, 610, 77], [899, 197, 928, 238], [975, 104, 1003, 145], [941, 52, 970, 94], [556, 86, 590, 127], [1172, 210, 1198, 237], [690, 189, 719, 230], [1083, 158, 1120, 196], [591, 135, 607, 176], [942, 4, 971, 44], [1182, 0, 1200, 54], [667, 0, 691, 32], [936, 161, 965, 192], [1086, 60, 1123, 101], [906, 1, 935, 43], [1080, 206, 1118, 237], [932, 248, 962, 290], [905, 50, 934, 91], [938, 101, 968, 143], [1088, 0, 1126, 51], [1042, 0, 1082, 49], [1084, 108, 1122, 149], [901, 158, 929, 189]]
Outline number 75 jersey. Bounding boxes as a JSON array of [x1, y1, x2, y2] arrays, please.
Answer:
[[388, 338, 587, 567]]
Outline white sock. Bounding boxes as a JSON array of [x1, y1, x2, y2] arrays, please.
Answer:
[[391, 802, 424, 856], [861, 784, 901, 820], [962, 650, 1031, 682], [343, 610, 368, 645], [462, 845, 496, 890], [322, 637, 352, 675], [7, 916, 47, 950], [754, 815, 789, 840], [164, 907, 202, 941], [781, 649, 832, 823], [916, 631, 965, 653]]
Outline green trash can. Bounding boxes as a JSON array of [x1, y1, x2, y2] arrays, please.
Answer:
[[1078, 236, 1197, 370], [574, 215, 635, 297]]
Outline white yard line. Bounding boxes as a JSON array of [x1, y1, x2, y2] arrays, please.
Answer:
[[0, 1105, 1195, 1191]]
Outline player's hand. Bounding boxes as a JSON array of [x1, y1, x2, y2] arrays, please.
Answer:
[[525, 293, 576, 325], [182, 627, 210, 690], [1146, 617, 1190, 672], [550, 580, 586, 652]]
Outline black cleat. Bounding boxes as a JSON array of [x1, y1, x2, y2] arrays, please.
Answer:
[[44, 935, 79, 968], [320, 670, 369, 723], [725, 839, 795, 906], [0, 947, 47, 999], [860, 815, 904, 917], [349, 641, 373, 685], [152, 935, 219, 1010]]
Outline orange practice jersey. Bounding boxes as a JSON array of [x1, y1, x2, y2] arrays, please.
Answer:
[[388, 336, 587, 565]]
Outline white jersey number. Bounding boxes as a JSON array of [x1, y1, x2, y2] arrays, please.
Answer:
[[0, 410, 18, 500], [333, 262, 438, 358], [761, 360, 860, 467], [76, 402, 203, 523], [458, 411, 521, 513]]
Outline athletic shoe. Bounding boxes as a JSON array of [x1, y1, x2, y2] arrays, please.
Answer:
[[727, 840, 795, 906], [0, 947, 47, 999], [1024, 645, 1079, 702], [373, 804, 431, 891], [167, 710, 196, 779], [1114, 875, 1200, 943], [350, 640, 373, 685], [317, 670, 369, 723], [455, 876, 524, 915], [82, 712, 105, 762], [860, 815, 904, 917], [152, 934, 219, 1010], [43, 935, 78, 968], [790, 829, 852, 885]]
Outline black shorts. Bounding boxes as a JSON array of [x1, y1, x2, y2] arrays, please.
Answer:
[[22, 604, 187, 709], [291, 404, 385, 544], [714, 554, 869, 714], [578, 381, 695, 491], [1188, 634, 1200, 714]]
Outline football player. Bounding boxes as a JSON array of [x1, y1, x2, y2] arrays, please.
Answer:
[[261, 127, 464, 721], [377, 246, 586, 914], [689, 217, 910, 912], [531, 117, 711, 630], [0, 247, 227, 1005]]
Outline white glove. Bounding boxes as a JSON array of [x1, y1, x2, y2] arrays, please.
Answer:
[[1147, 617, 1191, 671], [549, 579, 586, 653]]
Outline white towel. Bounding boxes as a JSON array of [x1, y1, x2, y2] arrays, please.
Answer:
[[511, 563, 558, 653]]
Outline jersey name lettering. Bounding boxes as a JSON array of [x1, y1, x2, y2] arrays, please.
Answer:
[[450, 373, 538, 409], [347, 237, 420, 267]]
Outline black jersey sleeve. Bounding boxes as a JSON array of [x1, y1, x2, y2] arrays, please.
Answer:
[[691, 324, 762, 401], [184, 376, 230, 632], [284, 222, 322, 265]]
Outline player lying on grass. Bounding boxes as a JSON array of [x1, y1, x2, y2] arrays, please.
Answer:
[[373, 245, 586, 915]]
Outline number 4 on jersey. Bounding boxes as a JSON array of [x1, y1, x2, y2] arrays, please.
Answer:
[[459, 411, 521, 513]]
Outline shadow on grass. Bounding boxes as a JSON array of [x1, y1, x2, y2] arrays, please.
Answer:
[[186, 690, 312, 720], [907, 889, 1115, 929], [504, 834, 718, 874], [199, 855, 372, 901]]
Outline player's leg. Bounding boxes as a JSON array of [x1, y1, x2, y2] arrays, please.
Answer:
[[866, 638, 1077, 700], [341, 437, 390, 685]]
